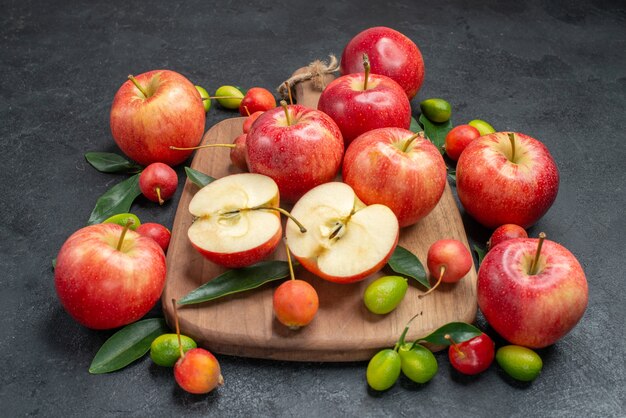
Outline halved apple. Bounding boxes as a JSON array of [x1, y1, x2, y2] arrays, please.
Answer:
[[188, 173, 282, 268], [285, 182, 399, 283]]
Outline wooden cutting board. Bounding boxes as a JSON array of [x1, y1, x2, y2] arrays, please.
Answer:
[[161, 70, 477, 362]]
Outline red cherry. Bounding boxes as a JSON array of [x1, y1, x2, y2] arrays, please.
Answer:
[[488, 224, 528, 250], [445, 124, 481, 161], [139, 162, 178, 205], [136, 222, 171, 253], [447, 333, 495, 375]]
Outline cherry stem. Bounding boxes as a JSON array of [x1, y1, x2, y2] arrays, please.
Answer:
[[115, 219, 134, 251], [222, 206, 307, 233], [362, 53, 371, 90], [395, 311, 423, 350], [280, 100, 291, 126], [445, 334, 465, 358], [128, 75, 149, 98], [201, 95, 242, 100], [529, 232, 547, 275], [171, 298, 184, 359], [169, 143, 236, 151], [243, 105, 251, 116], [284, 81, 294, 105], [418, 266, 446, 299], [508, 132, 516, 162], [284, 239, 296, 281], [401, 131, 422, 153], [156, 187, 164, 205]]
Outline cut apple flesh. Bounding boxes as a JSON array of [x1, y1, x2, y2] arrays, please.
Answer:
[[285, 182, 399, 283], [188, 173, 281, 256]]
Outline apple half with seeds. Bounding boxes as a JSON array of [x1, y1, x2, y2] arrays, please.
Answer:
[[285, 182, 399, 284], [188, 173, 283, 268]]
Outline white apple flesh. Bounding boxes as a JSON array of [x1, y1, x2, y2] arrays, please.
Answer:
[[285, 182, 399, 284]]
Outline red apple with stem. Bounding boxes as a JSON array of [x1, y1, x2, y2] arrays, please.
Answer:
[[487, 224, 528, 251], [110, 70, 205, 166], [318, 54, 411, 145], [420, 239, 473, 298], [246, 101, 344, 203], [136, 222, 171, 253], [239, 87, 276, 116], [139, 162, 178, 205], [54, 221, 166, 329], [340, 26, 425, 99], [456, 132, 560, 229], [477, 233, 588, 348], [444, 124, 481, 161], [446, 333, 495, 375], [342, 128, 446, 227]]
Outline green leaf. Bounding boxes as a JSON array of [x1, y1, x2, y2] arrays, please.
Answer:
[[409, 116, 423, 133], [89, 318, 169, 374], [473, 244, 487, 265], [447, 167, 456, 182], [87, 174, 142, 225], [234, 86, 248, 96], [414, 322, 483, 347], [185, 166, 216, 188], [85, 152, 143, 174], [419, 114, 452, 154], [52, 258, 57, 269], [387, 245, 430, 289], [178, 260, 291, 305]]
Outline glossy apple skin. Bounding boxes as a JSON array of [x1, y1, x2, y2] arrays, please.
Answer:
[[487, 224, 528, 251], [444, 124, 481, 161], [174, 348, 223, 394], [318, 73, 410, 145], [246, 105, 344, 203], [230, 133, 248, 171], [273, 280, 319, 329], [477, 238, 588, 348], [427, 239, 473, 283], [136, 222, 171, 253], [54, 224, 166, 329], [340, 26, 425, 99], [342, 128, 446, 227], [456, 132, 559, 229], [139, 162, 178, 204], [239, 87, 276, 116], [448, 333, 495, 375], [243, 111, 264, 133], [110, 70, 205, 166]]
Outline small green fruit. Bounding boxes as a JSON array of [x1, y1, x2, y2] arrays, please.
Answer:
[[150, 334, 197, 367], [398, 343, 438, 384], [363, 275, 408, 314], [102, 213, 141, 230], [214, 85, 244, 109], [195, 85, 211, 112], [468, 119, 496, 136], [420, 98, 452, 123], [496, 345, 543, 382], [366, 349, 401, 391]]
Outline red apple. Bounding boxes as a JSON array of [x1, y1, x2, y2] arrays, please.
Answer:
[[246, 103, 344, 203], [318, 69, 410, 145], [445, 124, 481, 161], [477, 235, 588, 348], [487, 224, 528, 251], [342, 128, 446, 227], [456, 132, 560, 229], [110, 70, 205, 166], [54, 223, 166, 329], [136, 222, 171, 253], [340, 26, 425, 99], [285, 182, 399, 284], [239, 87, 276, 116]]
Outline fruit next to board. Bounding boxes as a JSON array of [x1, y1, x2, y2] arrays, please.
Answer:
[[139, 162, 178, 205], [398, 343, 438, 384], [214, 85, 244, 109], [367, 348, 402, 391], [420, 239, 472, 297], [187, 173, 303, 268], [318, 54, 411, 145], [285, 182, 399, 284], [110, 70, 205, 166], [246, 102, 344, 203], [477, 233, 588, 348], [151, 333, 197, 367], [342, 128, 446, 227], [195, 85, 211, 112], [446, 333, 495, 375], [456, 132, 560, 228], [54, 222, 166, 329], [496, 345, 543, 382], [136, 222, 171, 253], [444, 124, 481, 161], [487, 224, 528, 250], [239, 87, 276, 116], [340, 26, 425, 99]]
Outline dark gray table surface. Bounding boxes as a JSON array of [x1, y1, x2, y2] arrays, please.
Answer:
[[2, 0, 624, 416]]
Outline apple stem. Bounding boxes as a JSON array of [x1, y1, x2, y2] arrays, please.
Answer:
[[222, 206, 307, 233], [280, 100, 291, 126], [284, 239, 296, 281], [508, 132, 516, 162], [401, 131, 422, 153], [284, 81, 294, 106], [444, 334, 465, 358], [243, 105, 251, 116], [529, 232, 547, 275], [169, 143, 236, 151], [418, 266, 446, 299], [362, 54, 370, 90], [155, 187, 164, 205], [171, 298, 185, 359], [115, 219, 134, 251], [127, 75, 149, 98]]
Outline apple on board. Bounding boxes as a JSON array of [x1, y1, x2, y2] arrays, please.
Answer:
[[110, 70, 206, 167], [318, 57, 411, 145], [54, 223, 166, 330], [246, 102, 344, 203], [342, 128, 446, 227], [285, 182, 399, 284], [456, 132, 560, 229], [477, 234, 588, 348], [340, 26, 425, 99]]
